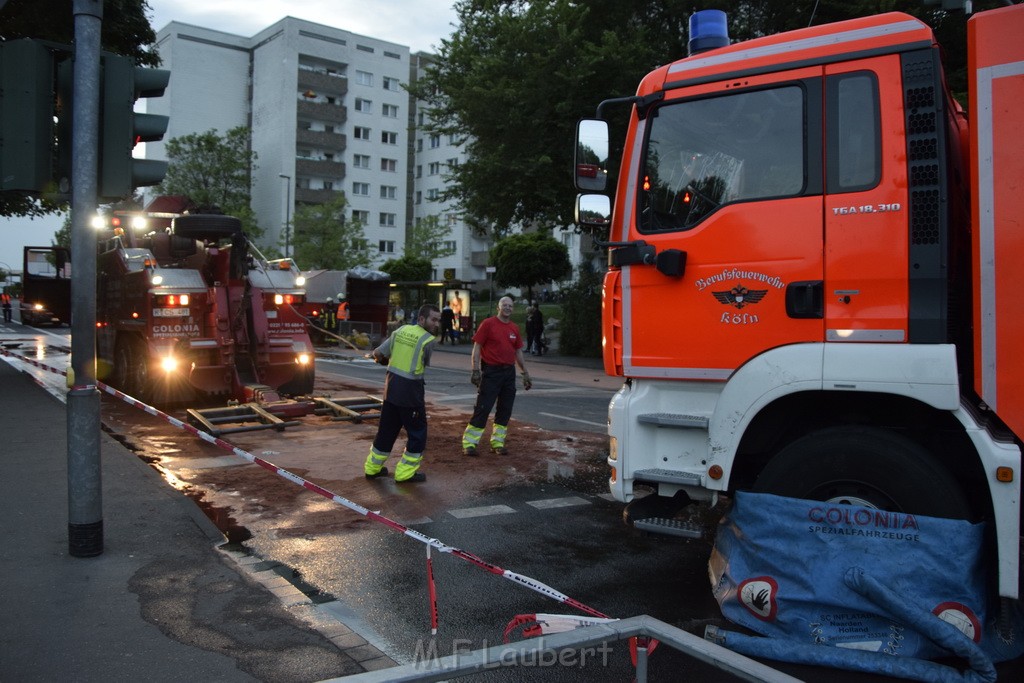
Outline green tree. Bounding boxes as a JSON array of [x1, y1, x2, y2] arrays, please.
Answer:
[[290, 195, 371, 270], [0, 0, 160, 218], [558, 264, 603, 357], [490, 231, 571, 300], [52, 213, 72, 251], [155, 127, 261, 237], [381, 255, 433, 282], [408, 214, 457, 260]]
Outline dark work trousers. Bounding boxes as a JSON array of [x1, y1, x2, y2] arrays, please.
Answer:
[[469, 364, 516, 428], [373, 400, 428, 454]]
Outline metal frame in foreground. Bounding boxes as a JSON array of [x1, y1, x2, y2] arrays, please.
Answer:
[[331, 615, 802, 683]]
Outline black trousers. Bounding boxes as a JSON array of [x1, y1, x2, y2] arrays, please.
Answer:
[[469, 364, 516, 428], [373, 401, 427, 454]]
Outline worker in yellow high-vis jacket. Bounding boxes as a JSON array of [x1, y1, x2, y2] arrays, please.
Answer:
[[364, 303, 442, 483]]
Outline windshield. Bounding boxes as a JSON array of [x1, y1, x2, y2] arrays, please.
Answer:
[[639, 85, 805, 232]]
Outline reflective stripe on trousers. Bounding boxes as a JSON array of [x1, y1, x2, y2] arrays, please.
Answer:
[[364, 446, 389, 475], [462, 424, 484, 450], [395, 451, 423, 481], [490, 423, 508, 448]]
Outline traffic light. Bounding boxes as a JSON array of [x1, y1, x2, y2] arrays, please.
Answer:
[[0, 40, 56, 193], [98, 54, 170, 199]]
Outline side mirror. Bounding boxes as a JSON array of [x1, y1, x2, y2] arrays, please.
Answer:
[[575, 119, 609, 192], [575, 193, 611, 229]]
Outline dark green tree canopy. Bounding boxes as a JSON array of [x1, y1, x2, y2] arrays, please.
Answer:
[[381, 255, 434, 282], [490, 231, 571, 297], [291, 195, 371, 270], [156, 127, 261, 237]]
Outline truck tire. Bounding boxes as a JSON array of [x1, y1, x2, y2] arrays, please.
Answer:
[[751, 426, 971, 520], [172, 214, 242, 241], [113, 340, 134, 396]]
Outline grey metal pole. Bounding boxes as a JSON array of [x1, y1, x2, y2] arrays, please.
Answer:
[[67, 0, 103, 557]]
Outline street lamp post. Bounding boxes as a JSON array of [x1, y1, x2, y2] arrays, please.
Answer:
[[279, 174, 292, 258]]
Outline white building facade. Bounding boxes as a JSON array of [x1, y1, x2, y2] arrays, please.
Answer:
[[150, 18, 488, 283]]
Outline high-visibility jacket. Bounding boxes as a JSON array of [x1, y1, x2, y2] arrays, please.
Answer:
[[386, 324, 433, 379], [338, 301, 349, 321]]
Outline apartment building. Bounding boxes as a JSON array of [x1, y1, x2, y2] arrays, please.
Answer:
[[149, 18, 486, 283]]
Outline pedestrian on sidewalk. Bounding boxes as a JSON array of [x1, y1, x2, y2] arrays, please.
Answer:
[[364, 303, 442, 483], [439, 302, 455, 344], [1, 290, 11, 323], [461, 296, 532, 456], [525, 300, 544, 354]]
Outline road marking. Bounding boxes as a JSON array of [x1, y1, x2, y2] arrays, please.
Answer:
[[447, 504, 517, 519], [525, 496, 591, 510], [539, 412, 605, 428]]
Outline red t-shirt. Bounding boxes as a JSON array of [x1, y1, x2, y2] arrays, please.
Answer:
[[473, 316, 523, 366]]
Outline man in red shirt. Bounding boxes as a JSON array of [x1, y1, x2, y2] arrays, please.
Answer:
[[462, 296, 532, 456]]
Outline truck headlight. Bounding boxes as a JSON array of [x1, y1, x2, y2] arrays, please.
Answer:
[[160, 356, 179, 373], [297, 353, 310, 365]]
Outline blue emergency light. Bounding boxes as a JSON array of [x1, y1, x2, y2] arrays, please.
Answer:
[[688, 10, 730, 56]]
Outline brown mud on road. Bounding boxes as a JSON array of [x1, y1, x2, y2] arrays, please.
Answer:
[[99, 375, 610, 541]]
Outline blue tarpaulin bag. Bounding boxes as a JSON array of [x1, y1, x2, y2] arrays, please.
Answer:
[[709, 492, 992, 662]]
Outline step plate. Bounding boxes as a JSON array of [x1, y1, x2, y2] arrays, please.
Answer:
[[633, 517, 703, 539]]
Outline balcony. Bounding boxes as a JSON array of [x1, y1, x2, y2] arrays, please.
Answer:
[[295, 187, 344, 204], [298, 69, 348, 97], [470, 250, 489, 267], [296, 128, 347, 152], [297, 99, 347, 125], [296, 157, 345, 179]]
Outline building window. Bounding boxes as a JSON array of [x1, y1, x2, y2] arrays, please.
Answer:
[[384, 50, 401, 60], [381, 158, 397, 172], [356, 44, 375, 53], [416, 139, 423, 152], [355, 98, 372, 113], [353, 154, 371, 169], [352, 182, 370, 196], [426, 188, 440, 201], [323, 181, 334, 191], [380, 185, 397, 199], [446, 213, 459, 226], [382, 103, 399, 118], [354, 126, 371, 140], [428, 162, 441, 175], [355, 70, 373, 86], [379, 240, 396, 253], [443, 240, 458, 253], [381, 130, 397, 145], [415, 191, 422, 205], [379, 213, 396, 227], [415, 165, 422, 178], [383, 76, 401, 91], [352, 210, 369, 224], [430, 134, 441, 148], [447, 158, 459, 169]]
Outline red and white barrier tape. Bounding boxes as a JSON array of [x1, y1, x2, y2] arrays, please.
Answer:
[[0, 348, 612, 623]]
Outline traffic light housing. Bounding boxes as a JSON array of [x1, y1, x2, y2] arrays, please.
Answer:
[[0, 40, 56, 194], [98, 54, 170, 199]]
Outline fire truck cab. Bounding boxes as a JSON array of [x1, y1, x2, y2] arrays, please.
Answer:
[[576, 6, 1024, 599]]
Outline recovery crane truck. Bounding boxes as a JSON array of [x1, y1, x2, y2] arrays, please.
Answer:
[[574, 5, 1024, 601], [94, 211, 315, 406]]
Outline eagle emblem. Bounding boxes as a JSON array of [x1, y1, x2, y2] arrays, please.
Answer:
[[712, 285, 768, 309]]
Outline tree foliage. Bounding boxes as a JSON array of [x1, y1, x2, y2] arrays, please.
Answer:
[[290, 195, 372, 270], [155, 127, 261, 238], [490, 231, 571, 299], [381, 255, 434, 282], [557, 264, 603, 357], [408, 214, 457, 260], [411, 0, 996, 238], [0, 0, 160, 218]]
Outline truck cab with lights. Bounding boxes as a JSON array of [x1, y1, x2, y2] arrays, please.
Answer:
[[94, 209, 314, 404], [575, 7, 1024, 600]]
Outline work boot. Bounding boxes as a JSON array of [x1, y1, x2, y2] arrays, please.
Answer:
[[397, 472, 426, 483], [463, 446, 478, 457], [365, 466, 389, 480], [491, 445, 508, 455]]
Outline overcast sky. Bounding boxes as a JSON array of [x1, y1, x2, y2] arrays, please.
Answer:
[[0, 0, 461, 273]]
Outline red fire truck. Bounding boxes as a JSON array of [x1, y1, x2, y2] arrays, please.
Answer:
[[575, 6, 1024, 599]]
